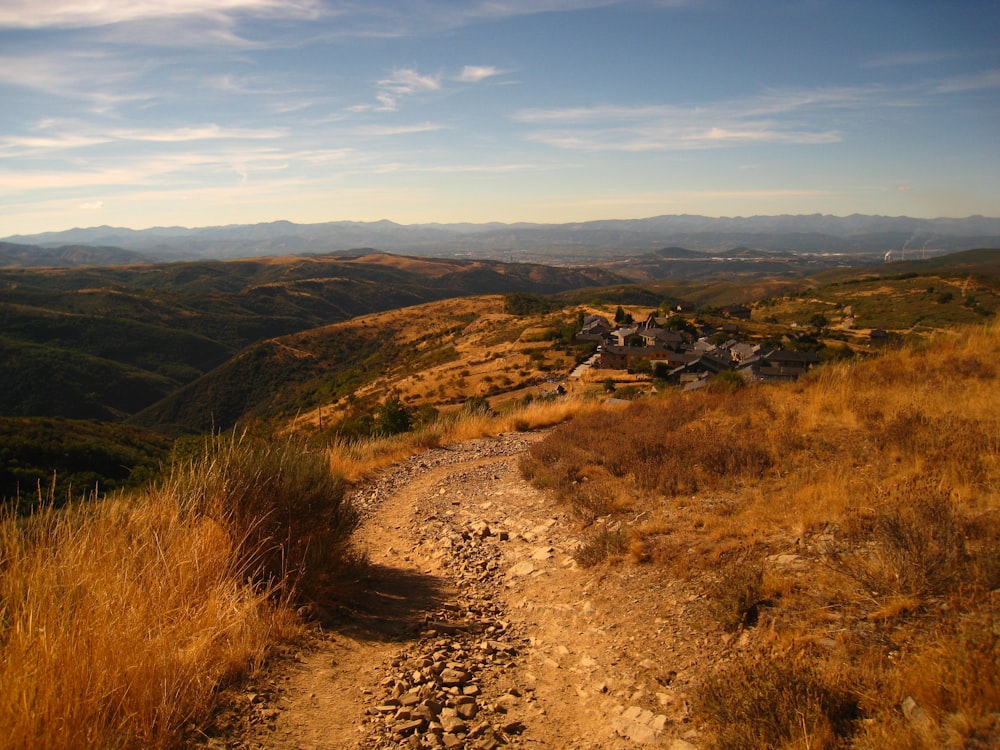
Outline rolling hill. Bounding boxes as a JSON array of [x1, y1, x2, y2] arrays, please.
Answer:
[[0, 253, 625, 423]]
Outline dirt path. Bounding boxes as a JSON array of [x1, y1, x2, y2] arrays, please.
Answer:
[[205, 433, 705, 749]]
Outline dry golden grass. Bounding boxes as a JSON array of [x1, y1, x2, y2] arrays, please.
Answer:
[[328, 395, 595, 482], [522, 322, 1000, 749], [3, 394, 591, 750], [0, 497, 298, 750], [0, 434, 359, 750]]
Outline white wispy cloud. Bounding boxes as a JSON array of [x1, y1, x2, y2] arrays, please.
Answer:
[[0, 1, 322, 29], [351, 123, 447, 137], [0, 132, 111, 156], [355, 63, 503, 112], [456, 65, 504, 83], [306, 1, 690, 40], [515, 97, 844, 151], [109, 125, 287, 142], [0, 123, 286, 160], [379, 68, 442, 96], [371, 162, 540, 174], [0, 50, 153, 102], [927, 69, 1000, 94], [511, 80, 980, 152], [359, 67, 443, 111]]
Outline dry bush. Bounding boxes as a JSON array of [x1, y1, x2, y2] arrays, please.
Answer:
[[827, 479, 969, 599], [334, 396, 594, 482], [0, 433, 361, 750], [521, 394, 774, 521], [851, 610, 1000, 750], [697, 654, 859, 750], [707, 551, 766, 631], [573, 525, 628, 567]]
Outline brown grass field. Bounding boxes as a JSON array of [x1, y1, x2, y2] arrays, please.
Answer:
[[1, 311, 997, 748], [521, 322, 1000, 749]]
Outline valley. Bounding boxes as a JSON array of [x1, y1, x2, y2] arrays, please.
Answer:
[[0, 244, 998, 750]]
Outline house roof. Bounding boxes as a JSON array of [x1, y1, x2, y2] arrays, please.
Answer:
[[763, 349, 820, 364]]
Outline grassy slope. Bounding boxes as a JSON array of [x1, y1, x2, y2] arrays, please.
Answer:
[[3, 322, 996, 749], [0, 253, 625, 422], [521, 323, 1000, 749], [137, 256, 1000, 435], [2, 247, 998, 748], [0, 398, 587, 750], [133, 295, 585, 434]]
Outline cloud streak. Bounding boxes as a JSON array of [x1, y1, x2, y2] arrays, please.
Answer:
[[351, 123, 447, 137], [0, 1, 322, 29], [514, 94, 847, 151], [354, 63, 506, 112], [511, 74, 997, 153], [456, 65, 504, 83]]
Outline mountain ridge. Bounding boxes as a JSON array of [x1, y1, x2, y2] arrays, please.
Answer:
[[5, 213, 998, 264]]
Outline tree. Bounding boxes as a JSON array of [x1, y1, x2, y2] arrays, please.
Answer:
[[613, 306, 633, 325], [629, 357, 653, 376], [374, 396, 412, 436]]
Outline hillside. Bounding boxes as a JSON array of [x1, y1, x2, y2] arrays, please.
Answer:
[[3, 248, 997, 497], [131, 250, 1000, 435], [0, 241, 148, 267], [0, 418, 170, 509], [132, 295, 584, 434], [2, 281, 997, 749], [0, 253, 624, 422], [208, 324, 999, 750]]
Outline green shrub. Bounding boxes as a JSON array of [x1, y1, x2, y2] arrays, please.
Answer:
[[374, 396, 412, 436]]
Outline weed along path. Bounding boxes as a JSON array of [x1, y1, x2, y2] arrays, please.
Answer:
[[213, 432, 706, 750]]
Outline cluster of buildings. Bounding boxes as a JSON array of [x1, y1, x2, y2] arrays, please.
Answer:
[[576, 312, 819, 390]]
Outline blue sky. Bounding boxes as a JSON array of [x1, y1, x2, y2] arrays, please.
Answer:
[[1, 0, 998, 234]]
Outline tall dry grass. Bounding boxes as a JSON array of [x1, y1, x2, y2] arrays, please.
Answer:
[[0, 395, 592, 748], [328, 394, 594, 482], [0, 434, 354, 750], [522, 323, 1000, 749]]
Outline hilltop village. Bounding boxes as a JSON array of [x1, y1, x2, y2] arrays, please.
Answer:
[[574, 307, 838, 390]]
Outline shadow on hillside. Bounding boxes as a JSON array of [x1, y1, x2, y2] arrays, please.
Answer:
[[325, 562, 449, 643]]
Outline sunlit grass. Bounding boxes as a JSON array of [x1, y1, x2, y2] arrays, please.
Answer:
[[328, 395, 596, 482], [0, 434, 357, 750], [522, 323, 1000, 749]]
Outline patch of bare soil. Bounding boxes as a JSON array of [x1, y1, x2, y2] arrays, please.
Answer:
[[199, 433, 707, 749]]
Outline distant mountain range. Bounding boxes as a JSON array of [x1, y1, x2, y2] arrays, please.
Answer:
[[4, 214, 998, 265]]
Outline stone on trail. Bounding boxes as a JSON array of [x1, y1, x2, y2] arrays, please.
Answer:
[[439, 667, 469, 687], [611, 705, 669, 745], [508, 561, 536, 577]]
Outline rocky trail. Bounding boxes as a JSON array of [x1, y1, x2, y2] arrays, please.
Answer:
[[203, 432, 706, 749]]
